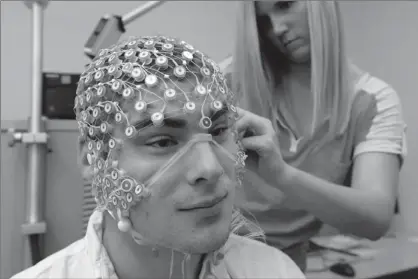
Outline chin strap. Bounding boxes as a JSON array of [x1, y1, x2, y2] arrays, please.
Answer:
[[144, 133, 218, 189]]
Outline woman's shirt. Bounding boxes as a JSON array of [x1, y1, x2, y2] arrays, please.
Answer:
[[233, 72, 407, 251], [11, 211, 305, 279]]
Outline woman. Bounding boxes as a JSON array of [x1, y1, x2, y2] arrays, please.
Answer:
[[226, 1, 407, 271]]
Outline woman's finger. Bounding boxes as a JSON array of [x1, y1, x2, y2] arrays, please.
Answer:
[[241, 135, 270, 155], [236, 107, 264, 123], [235, 107, 259, 124], [235, 109, 271, 136]]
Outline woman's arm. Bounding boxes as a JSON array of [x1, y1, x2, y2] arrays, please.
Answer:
[[276, 83, 406, 239], [279, 153, 400, 240], [236, 81, 406, 240]]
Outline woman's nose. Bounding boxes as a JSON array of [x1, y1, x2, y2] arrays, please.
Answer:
[[269, 14, 288, 37]]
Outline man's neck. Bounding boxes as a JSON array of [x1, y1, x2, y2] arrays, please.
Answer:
[[102, 213, 204, 279]]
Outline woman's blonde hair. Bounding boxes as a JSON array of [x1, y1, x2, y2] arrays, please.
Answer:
[[230, 1, 357, 138]]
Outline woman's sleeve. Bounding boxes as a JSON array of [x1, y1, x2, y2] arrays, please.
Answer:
[[353, 77, 407, 164]]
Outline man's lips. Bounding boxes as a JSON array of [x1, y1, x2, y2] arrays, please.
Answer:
[[178, 193, 227, 211]]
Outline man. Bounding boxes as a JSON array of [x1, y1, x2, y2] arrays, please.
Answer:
[[12, 35, 305, 279]]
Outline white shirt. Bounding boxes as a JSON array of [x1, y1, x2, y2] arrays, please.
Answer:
[[12, 211, 305, 279]]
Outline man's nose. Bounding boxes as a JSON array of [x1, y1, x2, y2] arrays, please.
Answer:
[[186, 142, 224, 186]]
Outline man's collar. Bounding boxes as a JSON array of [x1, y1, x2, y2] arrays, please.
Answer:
[[84, 210, 230, 279]]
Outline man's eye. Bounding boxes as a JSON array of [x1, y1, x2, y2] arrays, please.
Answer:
[[210, 126, 229, 137], [146, 137, 178, 148]]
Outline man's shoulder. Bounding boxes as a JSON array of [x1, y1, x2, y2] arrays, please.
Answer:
[[225, 234, 286, 261], [222, 234, 305, 278], [11, 239, 88, 279]]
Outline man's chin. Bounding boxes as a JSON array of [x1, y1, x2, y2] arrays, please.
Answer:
[[183, 229, 230, 255]]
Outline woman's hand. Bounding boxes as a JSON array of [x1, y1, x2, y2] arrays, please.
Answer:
[[235, 107, 292, 185]]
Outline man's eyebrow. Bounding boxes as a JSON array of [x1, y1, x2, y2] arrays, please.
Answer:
[[131, 102, 230, 130], [163, 117, 187, 128], [132, 115, 188, 130], [210, 103, 229, 123], [132, 117, 152, 130], [130, 102, 156, 130]]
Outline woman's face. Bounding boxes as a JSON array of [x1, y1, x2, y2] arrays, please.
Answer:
[[256, 1, 311, 64], [113, 81, 239, 254]]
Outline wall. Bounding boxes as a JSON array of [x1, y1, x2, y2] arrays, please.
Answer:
[[0, 121, 82, 278], [1, 1, 417, 277], [1, 1, 237, 121]]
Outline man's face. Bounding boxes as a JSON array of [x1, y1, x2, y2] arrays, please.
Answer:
[[77, 35, 241, 254], [113, 82, 239, 254]]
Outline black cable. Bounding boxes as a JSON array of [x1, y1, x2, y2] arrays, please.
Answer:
[[29, 234, 42, 265]]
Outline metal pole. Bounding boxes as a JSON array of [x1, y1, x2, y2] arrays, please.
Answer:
[[27, 1, 44, 225], [219, 55, 233, 72], [122, 1, 165, 25], [23, 0, 48, 233]]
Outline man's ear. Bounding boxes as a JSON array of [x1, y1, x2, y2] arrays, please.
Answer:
[[78, 139, 94, 183]]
